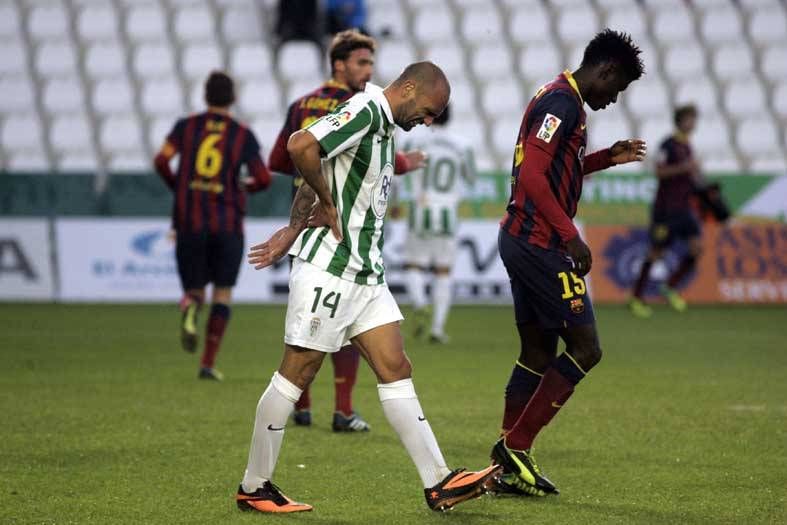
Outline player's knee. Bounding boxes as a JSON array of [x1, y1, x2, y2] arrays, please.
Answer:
[[379, 354, 412, 383], [571, 339, 602, 371]]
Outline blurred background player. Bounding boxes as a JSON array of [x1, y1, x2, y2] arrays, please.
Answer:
[[268, 29, 424, 431], [153, 71, 271, 381], [491, 30, 646, 496], [630, 104, 702, 318], [398, 105, 477, 343]]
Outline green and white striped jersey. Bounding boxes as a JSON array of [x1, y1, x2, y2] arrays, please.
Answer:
[[289, 83, 395, 285], [401, 127, 477, 237]]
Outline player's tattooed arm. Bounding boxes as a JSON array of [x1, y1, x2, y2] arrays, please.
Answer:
[[289, 183, 317, 232]]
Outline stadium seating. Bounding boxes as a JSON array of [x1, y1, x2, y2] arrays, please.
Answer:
[[0, 0, 785, 173]]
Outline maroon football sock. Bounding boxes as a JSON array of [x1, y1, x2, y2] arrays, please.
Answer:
[[667, 255, 696, 288], [632, 259, 653, 299], [295, 387, 311, 412], [200, 303, 230, 368], [504, 353, 586, 451], [501, 361, 543, 433], [332, 344, 360, 416]]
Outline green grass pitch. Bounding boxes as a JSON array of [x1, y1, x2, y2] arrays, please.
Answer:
[[1, 303, 785, 524]]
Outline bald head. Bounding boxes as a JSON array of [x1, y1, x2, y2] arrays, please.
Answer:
[[385, 61, 451, 131]]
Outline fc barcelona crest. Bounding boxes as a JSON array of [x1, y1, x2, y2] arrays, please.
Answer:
[[570, 298, 585, 314]]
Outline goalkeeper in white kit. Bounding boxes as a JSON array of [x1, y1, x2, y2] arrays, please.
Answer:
[[399, 105, 476, 343]]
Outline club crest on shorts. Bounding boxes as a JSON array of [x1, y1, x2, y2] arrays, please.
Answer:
[[570, 298, 584, 314], [309, 317, 321, 337], [536, 113, 561, 143]]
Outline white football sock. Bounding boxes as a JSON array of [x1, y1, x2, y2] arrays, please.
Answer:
[[378, 378, 451, 487], [241, 372, 302, 492], [431, 275, 452, 336], [407, 268, 427, 310]]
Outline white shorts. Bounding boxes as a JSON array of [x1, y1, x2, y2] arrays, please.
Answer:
[[404, 234, 456, 269], [284, 258, 403, 353]]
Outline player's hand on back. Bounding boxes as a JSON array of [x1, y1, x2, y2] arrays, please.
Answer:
[[610, 139, 647, 165], [315, 200, 342, 242], [248, 227, 300, 269], [566, 236, 593, 276]]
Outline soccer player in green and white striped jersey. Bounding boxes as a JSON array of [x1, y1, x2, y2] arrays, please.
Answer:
[[398, 105, 477, 343], [237, 62, 501, 514]]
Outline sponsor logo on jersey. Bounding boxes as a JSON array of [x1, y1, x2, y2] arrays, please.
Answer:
[[372, 163, 394, 219], [326, 110, 353, 128], [536, 113, 561, 143]]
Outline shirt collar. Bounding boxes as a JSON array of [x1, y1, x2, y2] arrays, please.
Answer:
[[325, 78, 350, 91], [563, 70, 584, 106], [364, 82, 394, 125]]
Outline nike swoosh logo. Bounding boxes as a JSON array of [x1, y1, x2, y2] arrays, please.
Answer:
[[418, 416, 427, 421], [442, 465, 499, 490], [551, 402, 563, 408], [580, 124, 586, 130], [267, 424, 285, 431]]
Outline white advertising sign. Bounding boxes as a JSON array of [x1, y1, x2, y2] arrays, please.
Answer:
[[0, 219, 54, 300], [55, 218, 581, 304]]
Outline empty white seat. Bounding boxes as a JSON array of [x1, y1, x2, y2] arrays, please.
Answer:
[[36, 41, 78, 77], [422, 44, 465, 79], [693, 114, 732, 155], [182, 44, 223, 80], [492, 116, 524, 155], [43, 78, 85, 114], [471, 44, 513, 80], [724, 80, 768, 119], [461, 7, 503, 44], [481, 79, 524, 116], [508, 5, 551, 45], [652, 7, 695, 43], [761, 45, 787, 82], [749, 7, 787, 46], [174, 6, 215, 42], [239, 79, 282, 117], [108, 152, 148, 171], [701, 6, 744, 45], [278, 41, 322, 81], [126, 4, 167, 42], [229, 44, 273, 79], [713, 45, 755, 82], [0, 40, 27, 76], [93, 78, 133, 114], [0, 76, 35, 113], [285, 78, 320, 105], [567, 44, 586, 70], [557, 6, 600, 44], [0, 4, 21, 39], [50, 113, 92, 152], [674, 76, 720, 114], [638, 117, 673, 151], [587, 113, 633, 152], [663, 43, 705, 80], [413, 6, 454, 44], [28, 4, 69, 41], [251, 117, 282, 153], [446, 118, 486, 152], [625, 78, 670, 118], [447, 79, 476, 117], [77, 5, 118, 41], [750, 155, 786, 172], [141, 79, 185, 115], [133, 43, 176, 79], [7, 151, 51, 170], [221, 6, 263, 43], [605, 7, 647, 39], [736, 116, 781, 156], [737, 0, 782, 11], [368, 0, 407, 38], [188, 81, 206, 112], [58, 151, 99, 171], [519, 43, 562, 85], [85, 43, 126, 79], [702, 153, 741, 172], [375, 41, 416, 82], [1, 114, 43, 150], [149, 115, 181, 148], [100, 114, 142, 152], [772, 82, 787, 120]]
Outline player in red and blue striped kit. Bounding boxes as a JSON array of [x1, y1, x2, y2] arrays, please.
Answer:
[[490, 30, 647, 496], [154, 71, 271, 381]]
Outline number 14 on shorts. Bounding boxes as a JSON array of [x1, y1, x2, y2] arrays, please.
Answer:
[[311, 287, 341, 319]]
